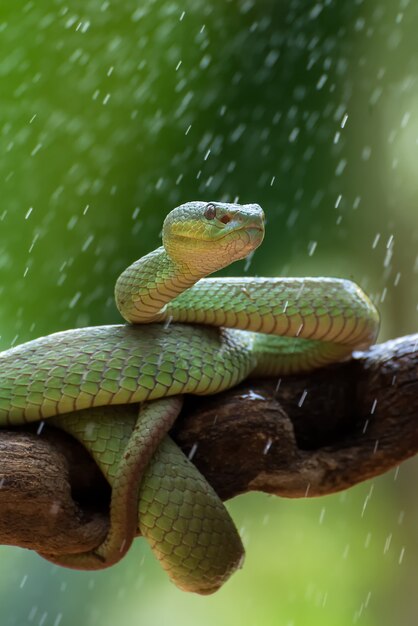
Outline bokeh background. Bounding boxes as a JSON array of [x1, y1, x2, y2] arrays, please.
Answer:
[[1, 1, 417, 624]]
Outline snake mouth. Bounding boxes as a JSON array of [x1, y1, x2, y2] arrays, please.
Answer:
[[238, 224, 265, 243], [174, 224, 264, 244], [209, 227, 265, 246], [244, 226, 264, 236], [217, 216, 265, 237]]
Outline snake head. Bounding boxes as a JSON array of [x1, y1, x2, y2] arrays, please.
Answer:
[[163, 201, 265, 275]]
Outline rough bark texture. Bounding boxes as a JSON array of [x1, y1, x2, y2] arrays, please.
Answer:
[[0, 334, 416, 556]]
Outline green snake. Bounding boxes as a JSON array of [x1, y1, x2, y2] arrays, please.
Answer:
[[0, 202, 379, 594]]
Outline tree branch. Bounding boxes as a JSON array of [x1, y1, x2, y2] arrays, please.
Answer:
[[0, 334, 416, 556]]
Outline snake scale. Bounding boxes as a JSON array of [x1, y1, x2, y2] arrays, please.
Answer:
[[0, 202, 379, 594]]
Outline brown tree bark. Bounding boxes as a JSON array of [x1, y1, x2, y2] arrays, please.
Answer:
[[0, 334, 416, 556]]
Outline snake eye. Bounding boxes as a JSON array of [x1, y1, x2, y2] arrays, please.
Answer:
[[204, 203, 217, 220]]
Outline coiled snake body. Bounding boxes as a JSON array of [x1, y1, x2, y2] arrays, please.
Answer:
[[0, 202, 379, 594]]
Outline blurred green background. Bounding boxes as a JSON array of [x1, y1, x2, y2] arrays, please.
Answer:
[[0, 1, 417, 624]]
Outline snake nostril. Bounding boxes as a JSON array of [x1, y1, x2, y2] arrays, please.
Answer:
[[220, 214, 232, 225]]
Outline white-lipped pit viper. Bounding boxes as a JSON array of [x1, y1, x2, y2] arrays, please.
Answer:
[[0, 202, 379, 593]]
